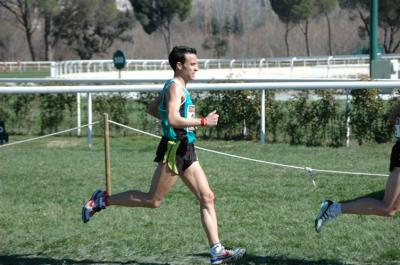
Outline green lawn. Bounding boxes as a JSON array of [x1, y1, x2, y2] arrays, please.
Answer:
[[0, 70, 50, 78], [0, 135, 399, 265]]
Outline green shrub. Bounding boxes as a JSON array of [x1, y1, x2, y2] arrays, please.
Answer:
[[39, 94, 75, 134], [350, 89, 384, 145], [1, 89, 398, 146], [197, 90, 260, 140]]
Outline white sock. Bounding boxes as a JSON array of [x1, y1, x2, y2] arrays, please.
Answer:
[[210, 242, 223, 256]]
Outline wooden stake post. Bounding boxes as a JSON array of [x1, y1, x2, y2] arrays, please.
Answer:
[[103, 113, 111, 195]]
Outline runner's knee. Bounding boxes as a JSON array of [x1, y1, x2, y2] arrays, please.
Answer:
[[200, 191, 215, 207], [383, 205, 398, 217], [387, 208, 398, 217], [148, 197, 163, 208]]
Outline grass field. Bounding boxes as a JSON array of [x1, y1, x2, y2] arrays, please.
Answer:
[[0, 134, 399, 265], [0, 70, 50, 78]]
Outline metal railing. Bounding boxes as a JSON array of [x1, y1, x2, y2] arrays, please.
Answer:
[[0, 61, 51, 71], [2, 54, 399, 79]]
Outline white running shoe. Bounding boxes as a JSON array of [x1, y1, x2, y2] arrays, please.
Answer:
[[210, 246, 246, 264]]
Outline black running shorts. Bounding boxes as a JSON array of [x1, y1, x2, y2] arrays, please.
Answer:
[[154, 136, 197, 174], [389, 140, 400, 172]]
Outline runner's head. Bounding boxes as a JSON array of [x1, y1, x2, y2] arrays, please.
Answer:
[[169, 46, 197, 71]]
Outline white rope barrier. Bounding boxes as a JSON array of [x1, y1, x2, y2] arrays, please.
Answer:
[[0, 118, 387, 180], [108, 120, 388, 178], [109, 120, 162, 139], [0, 121, 100, 149]]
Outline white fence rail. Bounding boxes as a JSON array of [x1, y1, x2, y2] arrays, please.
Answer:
[[53, 54, 400, 75], [0, 77, 358, 84], [1, 80, 400, 94], [2, 54, 400, 78], [0, 61, 52, 72]]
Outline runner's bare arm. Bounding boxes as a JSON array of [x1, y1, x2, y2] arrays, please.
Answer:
[[167, 83, 201, 129], [147, 95, 161, 119]]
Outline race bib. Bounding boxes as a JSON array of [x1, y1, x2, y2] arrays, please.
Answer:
[[188, 105, 195, 131]]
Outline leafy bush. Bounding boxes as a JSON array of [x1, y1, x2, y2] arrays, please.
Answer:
[[265, 91, 287, 143], [1, 89, 398, 146], [197, 90, 260, 140], [92, 93, 130, 135], [39, 94, 75, 134], [350, 89, 385, 145], [286, 91, 313, 145]]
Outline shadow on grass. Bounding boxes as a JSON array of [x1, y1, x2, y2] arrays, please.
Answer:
[[339, 190, 384, 204], [192, 253, 348, 265], [0, 254, 168, 265]]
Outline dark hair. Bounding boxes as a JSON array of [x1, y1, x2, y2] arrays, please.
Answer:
[[168, 46, 197, 71]]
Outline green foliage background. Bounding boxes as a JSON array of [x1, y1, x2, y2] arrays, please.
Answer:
[[0, 89, 397, 146]]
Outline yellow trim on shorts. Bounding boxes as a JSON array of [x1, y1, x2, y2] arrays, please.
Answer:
[[164, 140, 181, 174]]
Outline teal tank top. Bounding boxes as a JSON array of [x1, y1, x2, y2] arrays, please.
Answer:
[[158, 79, 196, 143]]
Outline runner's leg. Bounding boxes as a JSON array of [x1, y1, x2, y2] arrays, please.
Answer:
[[108, 163, 178, 208]]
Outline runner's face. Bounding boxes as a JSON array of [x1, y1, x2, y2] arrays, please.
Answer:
[[179, 53, 198, 81]]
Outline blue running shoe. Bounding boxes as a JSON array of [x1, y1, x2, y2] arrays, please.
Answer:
[[210, 247, 246, 264], [315, 199, 336, 233], [82, 189, 106, 223]]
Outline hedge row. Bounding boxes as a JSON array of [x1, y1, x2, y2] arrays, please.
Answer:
[[0, 89, 397, 146]]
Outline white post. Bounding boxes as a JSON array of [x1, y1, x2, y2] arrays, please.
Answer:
[[260, 89, 266, 144], [290, 57, 297, 78], [87, 92, 93, 147], [345, 89, 351, 147], [50, 62, 56, 77], [77, 93, 81, 136], [229, 59, 236, 69], [259, 58, 265, 71], [204, 60, 210, 69], [327, 56, 333, 78]]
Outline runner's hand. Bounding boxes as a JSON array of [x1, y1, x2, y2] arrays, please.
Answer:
[[206, 110, 219, 127]]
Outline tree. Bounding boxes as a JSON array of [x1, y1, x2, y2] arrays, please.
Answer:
[[339, 0, 400, 53], [129, 0, 192, 54], [316, 0, 337, 55], [202, 16, 229, 58], [54, 0, 134, 59], [37, 0, 62, 61], [271, 0, 315, 56], [295, 0, 316, 56], [0, 0, 39, 61], [0, 32, 10, 61]]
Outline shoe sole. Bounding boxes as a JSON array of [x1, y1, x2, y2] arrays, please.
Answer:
[[82, 205, 91, 223]]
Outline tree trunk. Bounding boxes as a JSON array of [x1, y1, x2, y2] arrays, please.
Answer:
[[21, 11, 36, 61], [305, 20, 311, 56], [358, 9, 370, 36], [161, 22, 171, 55], [325, 13, 333, 55], [204, 0, 211, 37], [284, 23, 290, 56], [24, 29, 36, 61], [44, 15, 51, 61]]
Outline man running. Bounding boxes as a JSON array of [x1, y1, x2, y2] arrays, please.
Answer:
[[315, 103, 400, 232], [82, 46, 245, 264]]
